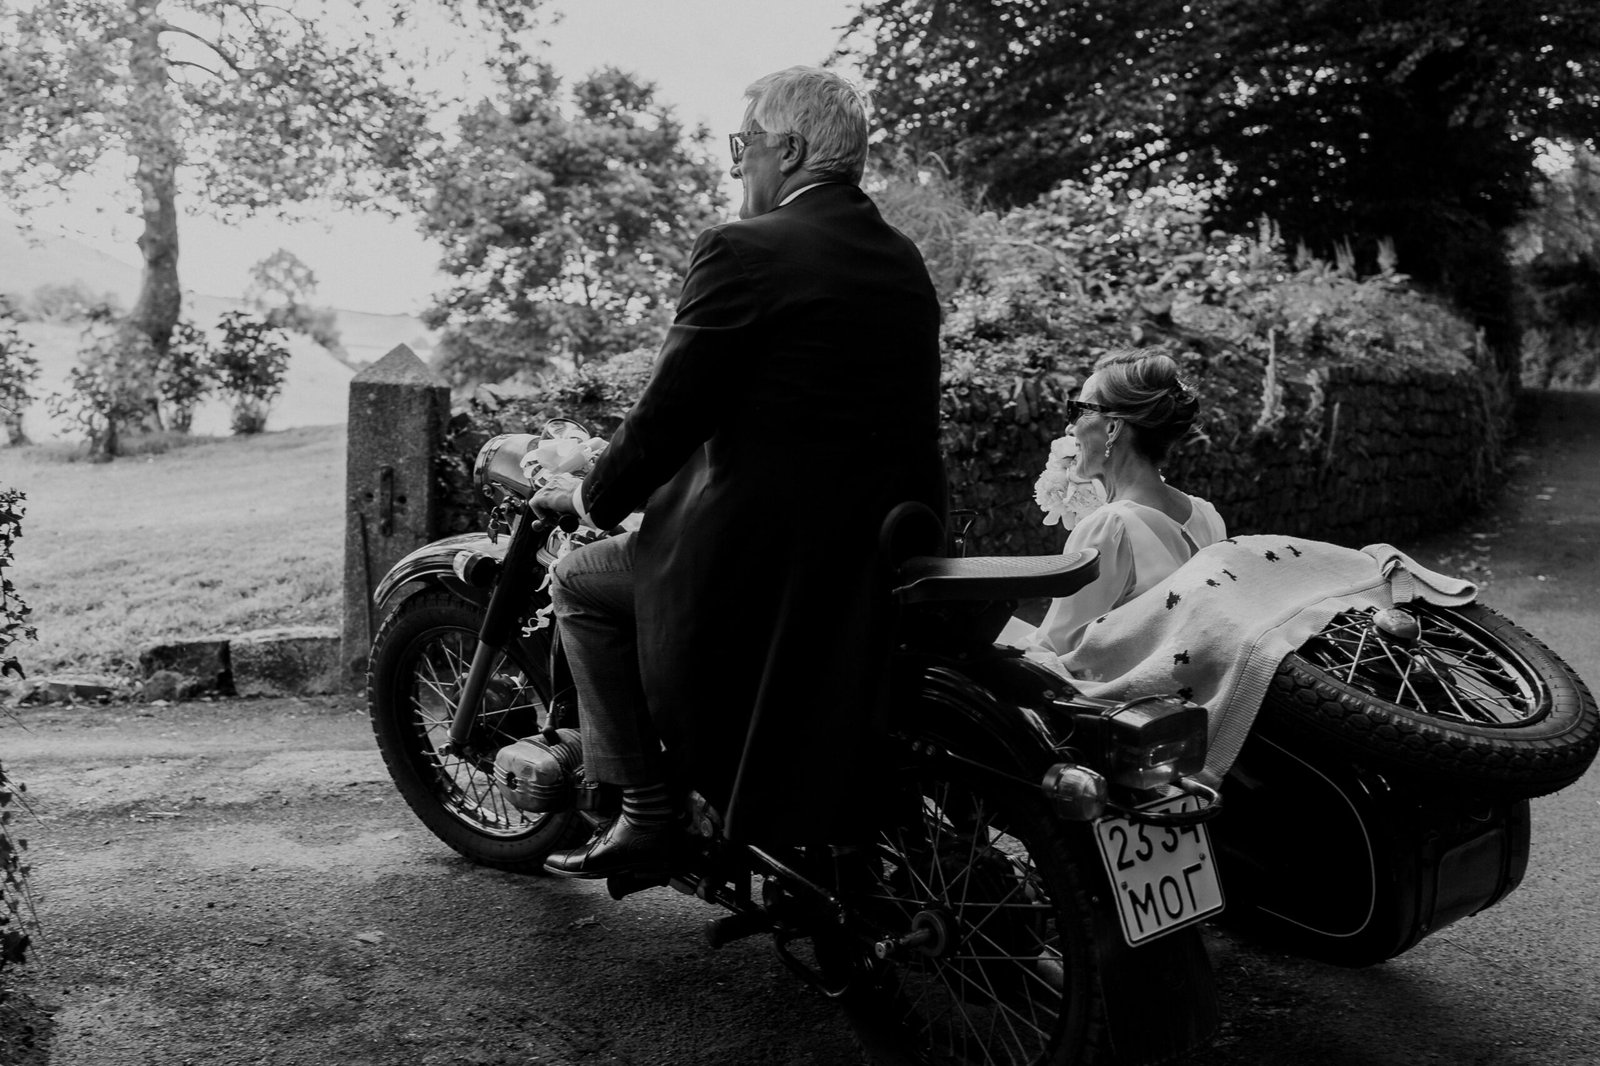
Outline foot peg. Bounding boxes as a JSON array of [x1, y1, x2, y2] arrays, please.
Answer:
[[605, 869, 669, 901]]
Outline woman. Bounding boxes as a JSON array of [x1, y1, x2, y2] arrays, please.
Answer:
[[1028, 349, 1226, 656]]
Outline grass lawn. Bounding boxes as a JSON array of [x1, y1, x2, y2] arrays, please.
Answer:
[[0, 425, 343, 677]]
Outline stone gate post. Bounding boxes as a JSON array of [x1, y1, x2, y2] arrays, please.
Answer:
[[341, 344, 450, 686]]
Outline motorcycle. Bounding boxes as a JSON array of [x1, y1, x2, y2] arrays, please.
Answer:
[[366, 416, 1599, 1066]]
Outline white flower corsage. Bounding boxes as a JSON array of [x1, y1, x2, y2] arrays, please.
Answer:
[[1033, 435, 1106, 530], [521, 435, 609, 487]]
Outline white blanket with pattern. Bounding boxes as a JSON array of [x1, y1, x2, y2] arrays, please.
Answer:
[[1008, 535, 1477, 776]]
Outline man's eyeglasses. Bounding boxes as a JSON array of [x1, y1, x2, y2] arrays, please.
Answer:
[[728, 129, 768, 165], [1064, 399, 1121, 424]]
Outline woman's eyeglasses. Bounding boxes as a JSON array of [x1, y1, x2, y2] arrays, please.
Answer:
[[1064, 399, 1121, 424]]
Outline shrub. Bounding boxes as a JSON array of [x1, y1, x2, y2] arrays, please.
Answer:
[[1, 488, 37, 969], [156, 319, 215, 433], [210, 311, 291, 435], [45, 309, 159, 461], [23, 280, 121, 323], [0, 299, 41, 446]]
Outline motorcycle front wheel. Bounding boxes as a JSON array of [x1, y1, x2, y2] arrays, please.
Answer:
[[367, 590, 581, 871], [1266, 601, 1599, 798], [826, 738, 1110, 1066]]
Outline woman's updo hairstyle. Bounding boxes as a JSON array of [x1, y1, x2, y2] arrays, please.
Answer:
[[1092, 348, 1200, 465]]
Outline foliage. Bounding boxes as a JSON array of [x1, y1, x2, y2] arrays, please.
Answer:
[[0, 0, 548, 369], [209, 311, 291, 435], [45, 309, 160, 460], [0, 298, 41, 445], [869, 155, 998, 303], [936, 180, 1481, 453], [440, 347, 658, 531], [416, 65, 725, 384], [1, 487, 38, 968], [155, 319, 215, 433], [1512, 146, 1600, 387], [842, 0, 1600, 374], [244, 249, 343, 355], [0, 490, 34, 686]]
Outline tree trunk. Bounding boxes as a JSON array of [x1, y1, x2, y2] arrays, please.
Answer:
[[127, 3, 182, 370]]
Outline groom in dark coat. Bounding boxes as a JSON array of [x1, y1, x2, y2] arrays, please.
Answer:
[[534, 66, 946, 876]]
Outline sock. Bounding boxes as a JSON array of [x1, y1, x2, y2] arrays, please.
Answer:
[[620, 781, 675, 827]]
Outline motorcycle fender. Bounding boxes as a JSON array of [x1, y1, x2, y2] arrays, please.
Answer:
[[1093, 917, 1218, 1064], [902, 662, 1061, 772], [372, 533, 508, 611]]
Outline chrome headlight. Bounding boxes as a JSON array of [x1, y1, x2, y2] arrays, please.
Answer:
[[473, 433, 537, 497]]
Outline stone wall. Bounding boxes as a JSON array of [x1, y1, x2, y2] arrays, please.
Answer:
[[433, 357, 1508, 557]]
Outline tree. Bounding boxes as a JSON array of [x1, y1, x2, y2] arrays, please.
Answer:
[[843, 0, 1600, 376], [210, 310, 291, 434], [0, 0, 544, 367], [245, 248, 343, 355], [415, 65, 725, 383]]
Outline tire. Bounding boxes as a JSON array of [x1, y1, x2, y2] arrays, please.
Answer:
[[826, 733, 1111, 1066], [1265, 601, 1600, 799], [367, 590, 582, 871]]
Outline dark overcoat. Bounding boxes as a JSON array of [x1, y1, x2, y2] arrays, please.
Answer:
[[577, 182, 947, 842]]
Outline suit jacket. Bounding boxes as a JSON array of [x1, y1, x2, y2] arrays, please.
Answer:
[[578, 182, 947, 841]]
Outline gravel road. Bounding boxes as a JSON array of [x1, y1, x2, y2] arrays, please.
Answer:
[[4, 696, 863, 1065]]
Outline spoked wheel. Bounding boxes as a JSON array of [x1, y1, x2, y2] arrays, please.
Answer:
[[1267, 601, 1599, 798], [828, 743, 1109, 1066], [367, 590, 581, 870]]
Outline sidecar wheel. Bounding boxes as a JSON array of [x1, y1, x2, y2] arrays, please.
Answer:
[[823, 737, 1112, 1066], [1266, 602, 1599, 799], [367, 591, 582, 871]]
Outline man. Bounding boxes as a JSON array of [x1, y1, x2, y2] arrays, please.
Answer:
[[533, 66, 946, 878]]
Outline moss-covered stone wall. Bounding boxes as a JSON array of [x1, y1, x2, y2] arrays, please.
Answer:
[[947, 359, 1509, 558]]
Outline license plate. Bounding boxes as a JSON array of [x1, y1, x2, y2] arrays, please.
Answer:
[[1094, 796, 1224, 945]]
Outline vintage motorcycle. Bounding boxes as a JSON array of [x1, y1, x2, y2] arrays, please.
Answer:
[[366, 417, 1598, 1066]]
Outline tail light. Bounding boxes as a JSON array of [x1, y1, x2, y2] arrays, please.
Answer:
[[1097, 695, 1208, 790], [1044, 694, 1208, 816]]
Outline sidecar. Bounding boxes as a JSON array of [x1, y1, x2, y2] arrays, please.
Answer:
[[1213, 724, 1531, 967], [1208, 597, 1594, 966]]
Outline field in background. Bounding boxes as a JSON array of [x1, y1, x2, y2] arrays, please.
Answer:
[[0, 425, 343, 677]]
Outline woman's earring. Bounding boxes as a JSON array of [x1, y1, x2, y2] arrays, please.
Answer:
[[1103, 440, 1114, 460]]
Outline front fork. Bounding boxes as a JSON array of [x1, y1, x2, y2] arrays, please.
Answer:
[[445, 507, 558, 755]]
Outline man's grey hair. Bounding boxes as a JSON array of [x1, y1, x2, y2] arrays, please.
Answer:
[[743, 66, 870, 184]]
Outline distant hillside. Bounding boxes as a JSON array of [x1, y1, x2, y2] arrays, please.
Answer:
[[0, 223, 437, 369]]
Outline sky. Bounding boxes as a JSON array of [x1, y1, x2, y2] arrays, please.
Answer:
[[20, 0, 862, 316]]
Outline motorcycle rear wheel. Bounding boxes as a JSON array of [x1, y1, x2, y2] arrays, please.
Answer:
[[1267, 601, 1599, 798], [367, 590, 581, 871], [827, 741, 1110, 1066]]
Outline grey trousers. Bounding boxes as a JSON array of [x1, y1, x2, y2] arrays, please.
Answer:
[[547, 531, 664, 786]]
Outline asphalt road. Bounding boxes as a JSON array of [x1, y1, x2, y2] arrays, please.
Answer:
[[4, 389, 1598, 1066]]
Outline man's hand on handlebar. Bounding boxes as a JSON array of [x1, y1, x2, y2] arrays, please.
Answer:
[[531, 484, 578, 521]]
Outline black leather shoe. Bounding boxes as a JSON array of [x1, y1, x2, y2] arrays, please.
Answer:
[[543, 815, 676, 879]]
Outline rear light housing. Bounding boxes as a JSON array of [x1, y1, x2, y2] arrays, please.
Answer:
[[1071, 694, 1208, 791]]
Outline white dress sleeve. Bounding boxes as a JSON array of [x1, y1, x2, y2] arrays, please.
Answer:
[[1028, 506, 1134, 657]]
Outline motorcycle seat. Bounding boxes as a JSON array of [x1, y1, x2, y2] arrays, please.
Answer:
[[893, 550, 1100, 604]]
